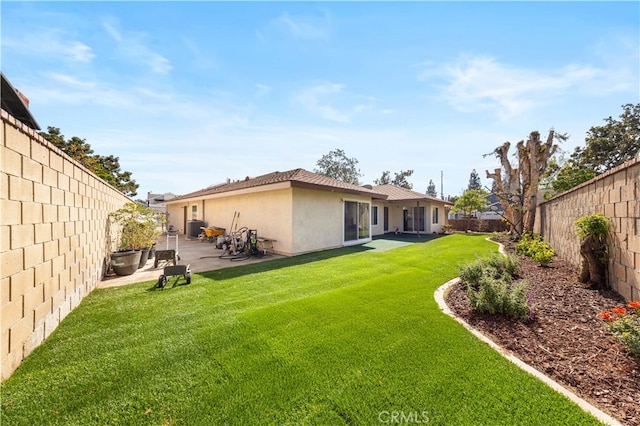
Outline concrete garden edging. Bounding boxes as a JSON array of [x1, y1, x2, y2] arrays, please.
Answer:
[[433, 238, 622, 426]]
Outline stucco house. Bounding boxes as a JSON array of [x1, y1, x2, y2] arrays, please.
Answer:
[[165, 169, 451, 256], [370, 184, 451, 236]]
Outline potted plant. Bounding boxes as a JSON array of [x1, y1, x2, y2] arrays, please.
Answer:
[[109, 202, 162, 276]]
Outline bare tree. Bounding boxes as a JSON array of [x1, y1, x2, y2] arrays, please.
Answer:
[[485, 130, 563, 236]]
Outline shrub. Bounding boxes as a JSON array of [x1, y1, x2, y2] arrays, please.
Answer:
[[466, 276, 530, 319], [529, 240, 555, 267], [599, 301, 640, 358], [514, 231, 538, 256], [574, 213, 611, 240], [459, 254, 519, 287], [459, 254, 531, 320], [514, 232, 555, 267]]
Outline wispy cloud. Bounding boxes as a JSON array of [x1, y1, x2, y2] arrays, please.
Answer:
[[272, 11, 331, 40], [255, 83, 272, 98], [294, 83, 350, 123], [294, 82, 393, 123], [102, 20, 172, 75], [2, 30, 95, 63], [419, 54, 631, 121]]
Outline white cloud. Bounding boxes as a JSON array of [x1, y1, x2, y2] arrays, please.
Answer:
[[255, 83, 272, 97], [294, 82, 390, 123], [2, 31, 94, 63], [419, 54, 632, 121], [272, 12, 330, 40], [294, 83, 350, 122], [102, 19, 173, 75]]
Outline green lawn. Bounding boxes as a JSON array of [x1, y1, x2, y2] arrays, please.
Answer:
[[1, 234, 601, 425]]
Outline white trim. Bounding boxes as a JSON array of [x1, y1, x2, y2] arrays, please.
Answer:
[[342, 199, 372, 245]]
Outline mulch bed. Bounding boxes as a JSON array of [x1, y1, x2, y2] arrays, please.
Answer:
[[445, 237, 640, 425]]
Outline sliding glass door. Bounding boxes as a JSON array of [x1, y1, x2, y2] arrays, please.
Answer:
[[344, 201, 370, 242]]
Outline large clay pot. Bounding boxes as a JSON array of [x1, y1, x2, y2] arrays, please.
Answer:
[[111, 250, 142, 276]]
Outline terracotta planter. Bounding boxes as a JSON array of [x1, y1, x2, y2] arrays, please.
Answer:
[[111, 250, 142, 276]]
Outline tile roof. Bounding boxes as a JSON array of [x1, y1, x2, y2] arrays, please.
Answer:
[[167, 168, 388, 202], [373, 184, 452, 204]]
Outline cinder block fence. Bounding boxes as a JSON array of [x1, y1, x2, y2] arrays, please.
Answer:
[[535, 157, 639, 301], [1, 110, 129, 381]]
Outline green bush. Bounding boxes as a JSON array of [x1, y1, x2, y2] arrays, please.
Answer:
[[514, 231, 539, 256], [574, 213, 611, 240], [459, 254, 531, 320], [459, 254, 519, 286], [514, 232, 555, 267], [529, 240, 555, 267], [466, 276, 530, 319]]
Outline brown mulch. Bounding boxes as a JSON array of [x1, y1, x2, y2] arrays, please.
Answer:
[[445, 237, 640, 426]]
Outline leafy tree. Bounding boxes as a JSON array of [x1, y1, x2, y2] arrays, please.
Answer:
[[426, 179, 438, 197], [374, 169, 414, 189], [391, 169, 413, 189], [541, 154, 596, 197], [450, 189, 489, 218], [544, 103, 639, 195], [40, 126, 139, 196], [374, 171, 391, 185], [314, 148, 362, 185], [467, 169, 482, 191], [579, 103, 640, 173]]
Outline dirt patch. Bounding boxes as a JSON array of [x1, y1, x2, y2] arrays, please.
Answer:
[[445, 237, 640, 426]]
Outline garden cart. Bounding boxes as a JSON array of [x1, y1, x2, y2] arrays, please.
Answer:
[[154, 227, 180, 268], [156, 264, 192, 289]]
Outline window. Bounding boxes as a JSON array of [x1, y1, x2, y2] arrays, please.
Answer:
[[432, 207, 439, 224], [372, 206, 378, 226], [191, 205, 198, 220], [344, 201, 371, 242]]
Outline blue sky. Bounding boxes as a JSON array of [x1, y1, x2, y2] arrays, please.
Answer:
[[2, 1, 638, 199]]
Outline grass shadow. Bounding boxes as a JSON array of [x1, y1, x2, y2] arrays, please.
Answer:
[[198, 233, 448, 282]]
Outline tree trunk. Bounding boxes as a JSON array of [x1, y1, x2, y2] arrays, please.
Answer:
[[579, 234, 607, 288], [521, 130, 557, 232], [486, 168, 515, 234]]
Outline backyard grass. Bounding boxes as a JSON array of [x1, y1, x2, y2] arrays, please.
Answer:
[[0, 234, 602, 425]]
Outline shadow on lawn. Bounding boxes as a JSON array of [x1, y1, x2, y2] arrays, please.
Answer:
[[197, 233, 445, 282]]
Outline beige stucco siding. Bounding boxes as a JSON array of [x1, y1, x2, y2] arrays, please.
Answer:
[[167, 188, 294, 255], [386, 204, 405, 233], [430, 204, 444, 234], [291, 188, 358, 254], [372, 202, 386, 236]]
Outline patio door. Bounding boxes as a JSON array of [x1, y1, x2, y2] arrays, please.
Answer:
[[344, 201, 370, 242], [403, 207, 425, 233]]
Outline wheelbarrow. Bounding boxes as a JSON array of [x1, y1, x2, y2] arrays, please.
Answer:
[[156, 264, 192, 289], [198, 226, 226, 242]]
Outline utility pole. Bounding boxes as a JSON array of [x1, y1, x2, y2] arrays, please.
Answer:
[[440, 170, 444, 200]]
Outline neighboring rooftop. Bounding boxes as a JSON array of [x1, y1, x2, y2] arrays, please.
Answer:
[[1, 72, 40, 130]]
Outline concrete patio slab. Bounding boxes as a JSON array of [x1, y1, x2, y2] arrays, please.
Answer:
[[98, 234, 284, 289]]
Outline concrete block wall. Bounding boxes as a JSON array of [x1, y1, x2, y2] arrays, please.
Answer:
[[535, 157, 639, 301], [1, 110, 130, 381]]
